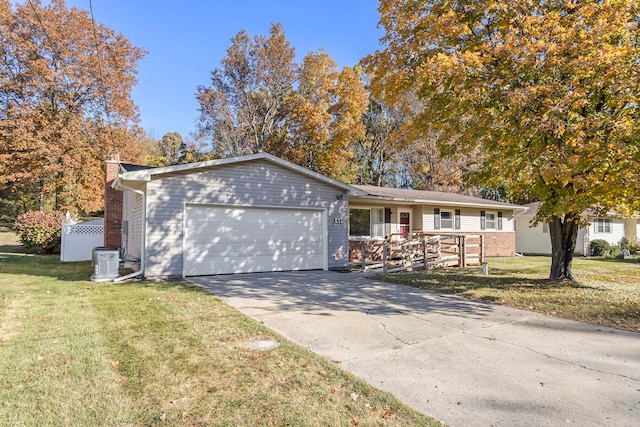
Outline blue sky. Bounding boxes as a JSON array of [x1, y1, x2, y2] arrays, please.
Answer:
[[64, 0, 384, 140]]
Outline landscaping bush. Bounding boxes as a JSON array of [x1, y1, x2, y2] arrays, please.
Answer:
[[589, 239, 610, 257], [13, 210, 65, 253], [620, 237, 640, 255], [607, 246, 624, 259]]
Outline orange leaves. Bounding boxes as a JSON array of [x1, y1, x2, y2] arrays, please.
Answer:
[[371, 0, 640, 221], [196, 23, 367, 182], [1, 0, 144, 213], [288, 51, 367, 181]]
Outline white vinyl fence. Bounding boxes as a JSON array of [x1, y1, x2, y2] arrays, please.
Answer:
[[60, 218, 104, 262]]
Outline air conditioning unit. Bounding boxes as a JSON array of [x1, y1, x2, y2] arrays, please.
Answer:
[[90, 248, 120, 282]]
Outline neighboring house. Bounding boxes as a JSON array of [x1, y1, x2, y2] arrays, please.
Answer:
[[104, 153, 526, 278], [515, 202, 640, 256], [348, 185, 525, 258]]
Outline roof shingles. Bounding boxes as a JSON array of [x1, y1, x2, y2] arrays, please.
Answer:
[[351, 185, 524, 209]]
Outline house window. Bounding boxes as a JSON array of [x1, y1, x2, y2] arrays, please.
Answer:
[[349, 208, 385, 238], [542, 223, 549, 234], [485, 212, 496, 230], [481, 210, 502, 230], [440, 211, 453, 229], [594, 218, 612, 233], [349, 209, 370, 236], [435, 208, 458, 230]]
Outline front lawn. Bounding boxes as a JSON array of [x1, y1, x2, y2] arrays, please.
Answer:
[[0, 252, 439, 426], [376, 256, 640, 332]]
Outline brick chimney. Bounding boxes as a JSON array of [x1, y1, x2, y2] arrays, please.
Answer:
[[104, 152, 122, 250]]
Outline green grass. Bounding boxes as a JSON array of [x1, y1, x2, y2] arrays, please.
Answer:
[[0, 252, 440, 427], [376, 256, 640, 332]]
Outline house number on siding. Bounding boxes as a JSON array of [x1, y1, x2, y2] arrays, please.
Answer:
[[333, 218, 343, 224]]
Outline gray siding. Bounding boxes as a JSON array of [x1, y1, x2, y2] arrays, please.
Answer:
[[144, 160, 348, 277]]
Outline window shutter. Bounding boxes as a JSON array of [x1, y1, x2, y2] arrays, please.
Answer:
[[480, 211, 486, 230], [434, 208, 440, 230], [498, 211, 503, 230], [455, 209, 461, 230]]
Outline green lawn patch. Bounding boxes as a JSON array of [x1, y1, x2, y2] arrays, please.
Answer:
[[0, 252, 440, 426], [376, 256, 640, 332]]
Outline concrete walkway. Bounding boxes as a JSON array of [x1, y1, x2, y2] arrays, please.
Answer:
[[190, 271, 640, 426]]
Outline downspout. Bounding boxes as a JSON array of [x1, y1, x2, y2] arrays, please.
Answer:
[[111, 176, 146, 282]]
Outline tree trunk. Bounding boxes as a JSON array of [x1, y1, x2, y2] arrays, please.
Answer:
[[548, 213, 580, 281]]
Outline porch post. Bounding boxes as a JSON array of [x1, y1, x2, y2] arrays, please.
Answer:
[[382, 242, 388, 274], [422, 239, 427, 270]]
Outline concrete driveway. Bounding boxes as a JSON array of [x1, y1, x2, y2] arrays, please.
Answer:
[[190, 271, 640, 426]]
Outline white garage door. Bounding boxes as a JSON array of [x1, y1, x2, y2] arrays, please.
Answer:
[[184, 205, 326, 276]]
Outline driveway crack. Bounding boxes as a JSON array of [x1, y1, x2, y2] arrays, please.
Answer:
[[366, 309, 415, 346], [460, 329, 640, 383]]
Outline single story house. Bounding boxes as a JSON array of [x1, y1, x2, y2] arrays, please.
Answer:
[[515, 202, 640, 256], [347, 185, 524, 259], [104, 153, 525, 278]]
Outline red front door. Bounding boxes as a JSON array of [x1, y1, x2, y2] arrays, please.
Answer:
[[400, 212, 410, 236]]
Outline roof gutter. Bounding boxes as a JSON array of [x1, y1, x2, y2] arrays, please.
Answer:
[[111, 176, 146, 283]]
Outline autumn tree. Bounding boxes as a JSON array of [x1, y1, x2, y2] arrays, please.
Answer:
[[195, 22, 297, 157], [352, 94, 405, 187], [288, 52, 368, 181], [369, 0, 640, 280], [159, 132, 186, 165], [196, 24, 368, 180], [138, 131, 187, 166], [137, 132, 165, 167], [0, 0, 145, 214], [398, 92, 482, 193]]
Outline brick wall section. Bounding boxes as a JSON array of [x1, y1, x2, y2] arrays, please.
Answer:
[[104, 155, 122, 250], [430, 231, 516, 257], [480, 232, 516, 257]]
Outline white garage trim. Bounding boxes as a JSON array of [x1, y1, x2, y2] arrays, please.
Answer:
[[183, 203, 327, 276]]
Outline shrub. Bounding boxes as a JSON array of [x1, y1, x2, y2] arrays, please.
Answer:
[[13, 210, 65, 253], [589, 239, 610, 257], [624, 237, 640, 255], [607, 246, 624, 259], [619, 237, 630, 251]]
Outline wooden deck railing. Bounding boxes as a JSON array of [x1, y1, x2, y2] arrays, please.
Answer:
[[355, 233, 484, 273]]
